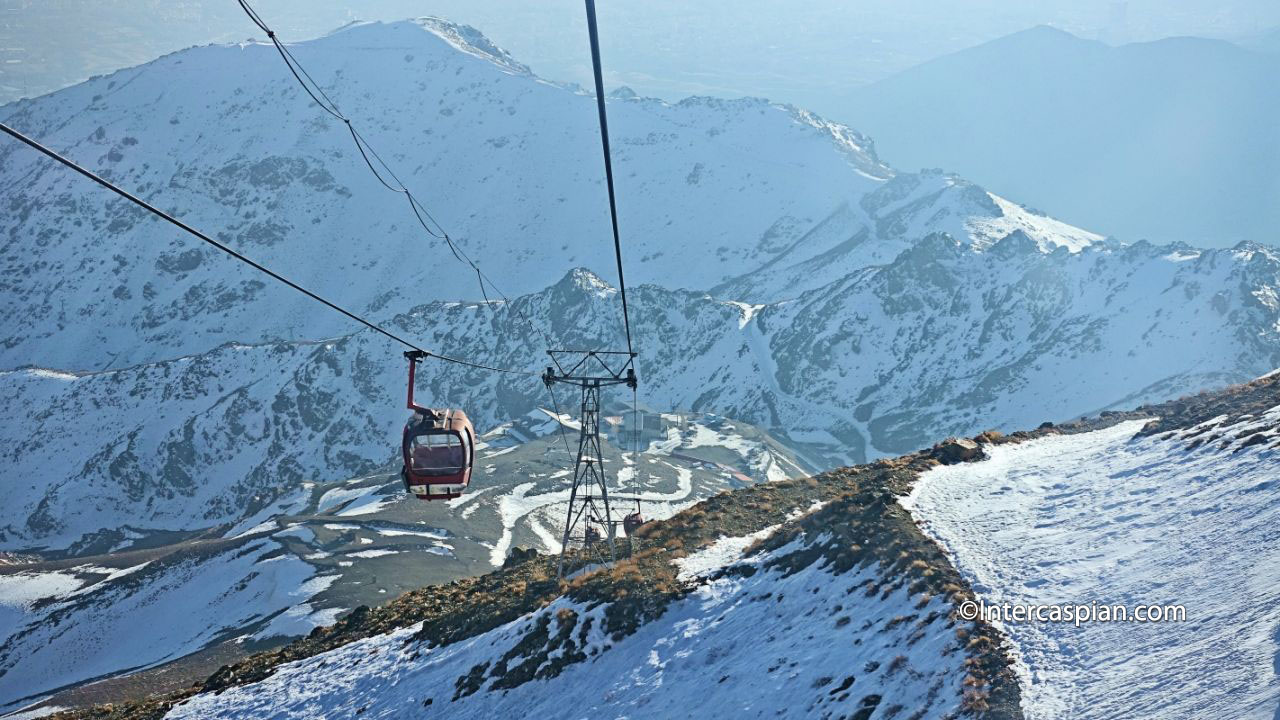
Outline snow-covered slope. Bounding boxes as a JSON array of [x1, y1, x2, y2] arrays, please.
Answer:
[[0, 535, 322, 708], [903, 399, 1280, 718], [753, 237, 1280, 457], [154, 484, 1013, 720], [712, 171, 1101, 302], [0, 18, 1098, 372], [165, 548, 962, 719]]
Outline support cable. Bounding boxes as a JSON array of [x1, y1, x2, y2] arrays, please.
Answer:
[[584, 0, 634, 357], [631, 386, 640, 499], [546, 382, 577, 459], [235, 0, 553, 349]]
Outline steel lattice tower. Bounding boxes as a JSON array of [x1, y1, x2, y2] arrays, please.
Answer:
[[543, 351, 636, 577]]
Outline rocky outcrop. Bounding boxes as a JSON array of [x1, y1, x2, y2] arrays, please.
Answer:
[[931, 437, 984, 465]]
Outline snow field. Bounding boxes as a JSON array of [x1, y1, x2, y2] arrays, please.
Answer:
[[903, 416, 1280, 719]]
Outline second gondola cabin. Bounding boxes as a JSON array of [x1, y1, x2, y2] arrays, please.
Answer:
[[622, 510, 645, 536]]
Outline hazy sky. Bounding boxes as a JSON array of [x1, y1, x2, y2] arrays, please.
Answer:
[[2, 0, 1277, 107]]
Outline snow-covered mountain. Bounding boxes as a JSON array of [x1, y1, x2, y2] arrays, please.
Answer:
[[10, 19, 1274, 557], [0, 17, 1103, 372]]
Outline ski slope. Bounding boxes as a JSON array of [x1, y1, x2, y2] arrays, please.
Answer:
[[902, 414, 1280, 719]]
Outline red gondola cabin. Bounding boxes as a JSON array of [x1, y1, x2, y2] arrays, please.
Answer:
[[400, 351, 475, 501], [401, 408, 475, 500]]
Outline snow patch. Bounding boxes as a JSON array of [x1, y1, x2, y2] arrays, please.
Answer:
[[674, 525, 780, 581], [0, 571, 83, 610], [345, 549, 399, 559]]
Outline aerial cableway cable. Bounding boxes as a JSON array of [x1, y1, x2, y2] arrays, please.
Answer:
[[234, 0, 553, 350], [584, 0, 635, 357], [240, 0, 600, 458], [0, 122, 537, 378], [582, 1, 644, 509]]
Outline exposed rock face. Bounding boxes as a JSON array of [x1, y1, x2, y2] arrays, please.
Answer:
[[502, 546, 539, 568], [931, 437, 984, 465]]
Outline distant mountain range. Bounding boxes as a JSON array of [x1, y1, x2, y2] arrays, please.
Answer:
[[835, 25, 1280, 248]]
